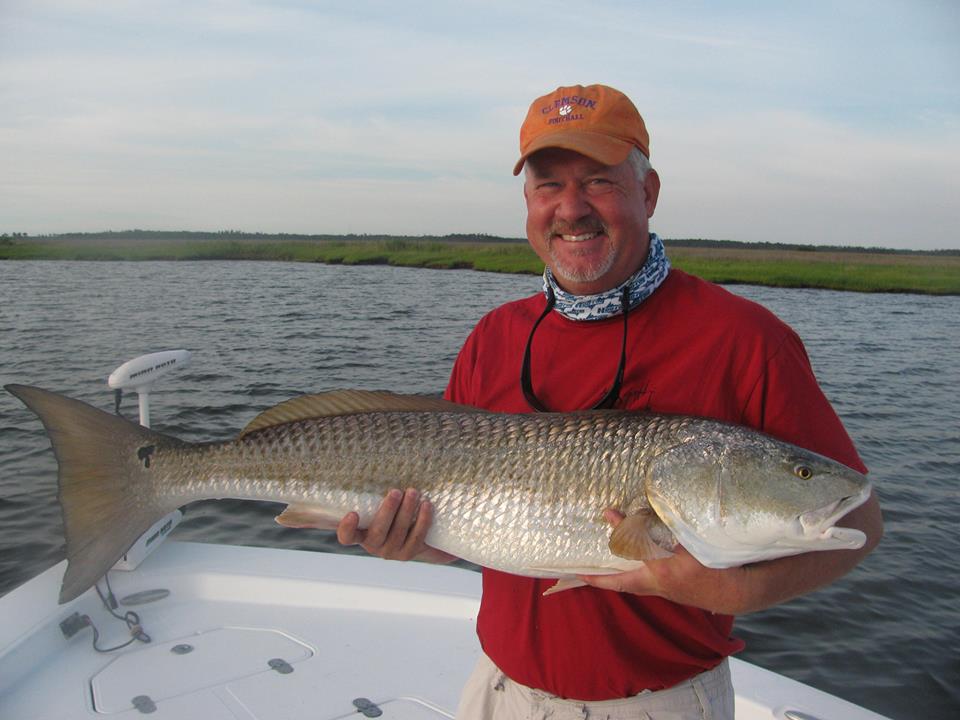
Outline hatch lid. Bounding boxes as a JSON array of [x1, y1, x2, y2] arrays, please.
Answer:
[[90, 626, 313, 713]]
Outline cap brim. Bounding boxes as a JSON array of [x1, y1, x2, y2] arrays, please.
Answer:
[[512, 131, 637, 175]]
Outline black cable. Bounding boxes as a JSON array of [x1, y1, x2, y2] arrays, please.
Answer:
[[521, 284, 631, 412], [81, 574, 152, 653]]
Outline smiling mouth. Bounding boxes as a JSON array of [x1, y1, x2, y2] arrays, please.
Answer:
[[549, 228, 604, 245], [555, 231, 603, 243]]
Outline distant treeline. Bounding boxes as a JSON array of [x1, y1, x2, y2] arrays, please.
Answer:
[[8, 229, 527, 245], [4, 230, 956, 256], [5, 230, 958, 294], [665, 238, 960, 257]]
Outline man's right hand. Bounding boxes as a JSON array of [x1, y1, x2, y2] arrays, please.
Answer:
[[336, 488, 456, 564]]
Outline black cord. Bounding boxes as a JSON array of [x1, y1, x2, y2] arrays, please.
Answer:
[[521, 284, 631, 412], [81, 574, 152, 653]]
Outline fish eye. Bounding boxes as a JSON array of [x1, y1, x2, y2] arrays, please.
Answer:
[[794, 464, 813, 480]]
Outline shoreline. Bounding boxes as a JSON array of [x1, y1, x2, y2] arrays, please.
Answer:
[[2, 237, 958, 295]]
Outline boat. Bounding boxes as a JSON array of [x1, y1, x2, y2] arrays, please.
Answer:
[[0, 352, 892, 719], [0, 541, 892, 719]]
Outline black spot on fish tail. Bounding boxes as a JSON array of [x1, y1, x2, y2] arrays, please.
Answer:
[[137, 445, 155, 468]]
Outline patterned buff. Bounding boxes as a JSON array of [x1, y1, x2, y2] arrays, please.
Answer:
[[542, 233, 671, 321]]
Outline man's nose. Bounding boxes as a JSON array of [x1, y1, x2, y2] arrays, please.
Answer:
[[554, 185, 593, 222]]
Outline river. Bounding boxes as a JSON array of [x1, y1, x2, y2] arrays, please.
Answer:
[[1, 260, 957, 718]]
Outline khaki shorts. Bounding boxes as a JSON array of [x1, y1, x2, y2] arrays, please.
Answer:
[[456, 653, 734, 720]]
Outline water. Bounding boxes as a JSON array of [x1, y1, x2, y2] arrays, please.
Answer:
[[1, 261, 958, 719]]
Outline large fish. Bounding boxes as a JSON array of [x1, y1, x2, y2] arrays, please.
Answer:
[[6, 384, 871, 604]]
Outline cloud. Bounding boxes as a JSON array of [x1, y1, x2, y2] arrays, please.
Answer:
[[654, 109, 960, 248], [1, 0, 958, 249]]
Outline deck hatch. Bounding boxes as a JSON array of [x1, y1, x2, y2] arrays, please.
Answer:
[[90, 626, 313, 713]]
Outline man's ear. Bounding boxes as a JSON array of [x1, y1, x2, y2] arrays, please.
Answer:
[[644, 169, 661, 218]]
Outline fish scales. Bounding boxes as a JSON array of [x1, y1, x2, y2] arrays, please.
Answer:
[[147, 411, 659, 575]]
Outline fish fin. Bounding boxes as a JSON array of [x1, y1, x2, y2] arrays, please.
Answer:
[[239, 390, 486, 438], [275, 503, 341, 530], [542, 578, 588, 596], [608, 509, 675, 561], [527, 565, 625, 576], [5, 385, 183, 604]]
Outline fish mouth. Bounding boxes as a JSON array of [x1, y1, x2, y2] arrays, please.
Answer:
[[798, 484, 872, 538]]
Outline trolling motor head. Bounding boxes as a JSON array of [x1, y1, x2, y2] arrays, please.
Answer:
[[108, 350, 191, 427]]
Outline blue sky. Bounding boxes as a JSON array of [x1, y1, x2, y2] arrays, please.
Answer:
[[1, 0, 957, 249]]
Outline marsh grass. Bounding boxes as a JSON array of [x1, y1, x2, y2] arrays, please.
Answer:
[[2, 237, 957, 294], [668, 247, 960, 295]]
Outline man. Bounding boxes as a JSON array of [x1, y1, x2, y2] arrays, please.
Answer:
[[336, 84, 883, 719]]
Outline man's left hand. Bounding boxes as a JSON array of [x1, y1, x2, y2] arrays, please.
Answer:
[[578, 493, 881, 615], [577, 510, 748, 614]]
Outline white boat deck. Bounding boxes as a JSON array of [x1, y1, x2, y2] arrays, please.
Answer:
[[0, 541, 889, 719]]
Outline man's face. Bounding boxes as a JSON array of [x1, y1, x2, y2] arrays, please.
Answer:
[[524, 148, 659, 295]]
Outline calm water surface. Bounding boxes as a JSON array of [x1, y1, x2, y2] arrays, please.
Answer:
[[1, 260, 958, 719]]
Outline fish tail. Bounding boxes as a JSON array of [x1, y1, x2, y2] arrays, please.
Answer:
[[5, 384, 184, 603]]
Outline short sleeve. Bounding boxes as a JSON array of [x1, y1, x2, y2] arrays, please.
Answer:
[[741, 329, 867, 473]]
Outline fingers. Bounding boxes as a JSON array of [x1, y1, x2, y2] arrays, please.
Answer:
[[337, 488, 433, 561], [577, 565, 656, 595], [359, 488, 406, 549], [336, 511, 363, 546], [401, 494, 434, 559], [577, 573, 628, 594]]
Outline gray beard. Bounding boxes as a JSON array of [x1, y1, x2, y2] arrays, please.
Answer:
[[546, 241, 617, 287]]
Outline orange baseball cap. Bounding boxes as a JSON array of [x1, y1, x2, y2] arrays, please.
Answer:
[[513, 84, 650, 175]]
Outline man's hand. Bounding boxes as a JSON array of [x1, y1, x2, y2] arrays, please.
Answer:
[[579, 495, 882, 615], [578, 510, 748, 613], [336, 488, 456, 564]]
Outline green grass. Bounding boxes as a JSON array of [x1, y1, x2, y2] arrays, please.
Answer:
[[667, 245, 960, 295], [0, 238, 549, 275], [672, 256, 959, 295], [2, 237, 958, 295]]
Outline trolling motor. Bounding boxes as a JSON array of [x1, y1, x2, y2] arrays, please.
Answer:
[[108, 350, 191, 571], [56, 351, 192, 646]]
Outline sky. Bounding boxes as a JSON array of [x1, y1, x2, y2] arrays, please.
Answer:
[[1, 0, 958, 250]]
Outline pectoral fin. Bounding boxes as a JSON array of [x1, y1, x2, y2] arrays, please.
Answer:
[[608, 509, 675, 561], [275, 504, 341, 530]]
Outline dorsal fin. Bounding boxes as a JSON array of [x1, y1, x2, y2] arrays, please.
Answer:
[[238, 390, 484, 438]]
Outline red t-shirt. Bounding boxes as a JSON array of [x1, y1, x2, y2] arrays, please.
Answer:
[[444, 270, 866, 701]]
